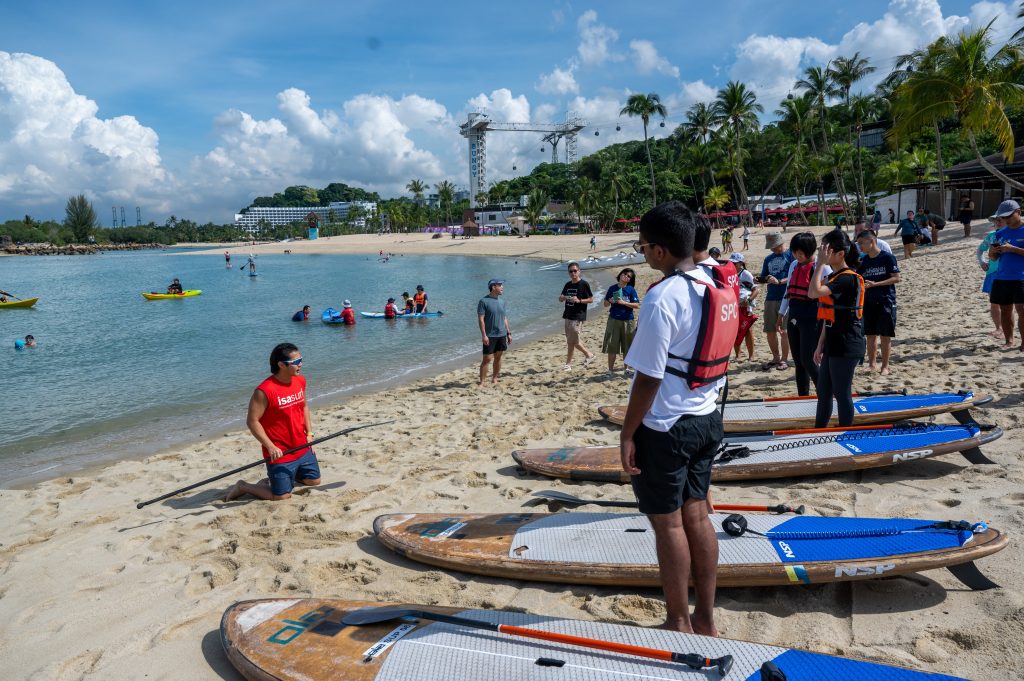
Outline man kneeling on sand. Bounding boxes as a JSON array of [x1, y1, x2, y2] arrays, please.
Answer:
[[224, 342, 322, 501]]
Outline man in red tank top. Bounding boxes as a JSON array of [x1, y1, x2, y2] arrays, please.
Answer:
[[223, 343, 321, 501]]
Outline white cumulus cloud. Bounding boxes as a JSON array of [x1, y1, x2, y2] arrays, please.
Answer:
[[577, 10, 622, 66], [629, 40, 680, 78], [536, 63, 579, 95]]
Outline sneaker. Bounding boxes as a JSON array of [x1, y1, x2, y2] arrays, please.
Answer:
[[562, 364, 572, 371], [582, 355, 595, 367]]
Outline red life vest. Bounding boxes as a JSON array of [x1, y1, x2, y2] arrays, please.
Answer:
[[256, 374, 309, 464], [384, 302, 397, 318], [786, 261, 814, 301], [817, 269, 864, 324], [663, 263, 740, 389]]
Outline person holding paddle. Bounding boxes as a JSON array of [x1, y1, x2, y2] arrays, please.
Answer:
[[223, 343, 322, 502]]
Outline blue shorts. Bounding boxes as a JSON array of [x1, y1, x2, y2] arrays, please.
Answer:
[[266, 449, 320, 496], [982, 271, 996, 295]]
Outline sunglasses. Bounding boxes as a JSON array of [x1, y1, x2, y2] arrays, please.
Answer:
[[283, 357, 303, 366], [568, 269, 581, 273], [632, 241, 658, 253]]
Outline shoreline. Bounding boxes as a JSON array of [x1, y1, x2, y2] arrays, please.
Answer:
[[2, 223, 1021, 679]]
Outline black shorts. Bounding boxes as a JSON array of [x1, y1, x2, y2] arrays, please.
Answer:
[[990, 279, 1024, 306], [901, 234, 917, 245], [862, 301, 897, 337], [482, 336, 508, 355], [629, 411, 723, 515]]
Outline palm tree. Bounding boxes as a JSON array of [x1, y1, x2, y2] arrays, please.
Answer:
[[572, 177, 598, 231], [829, 53, 876, 108], [435, 180, 456, 227], [892, 24, 1024, 191], [795, 65, 834, 150], [712, 81, 763, 227], [619, 92, 667, 205], [703, 185, 730, 227], [523, 188, 550, 233], [601, 160, 631, 228], [683, 102, 717, 146]]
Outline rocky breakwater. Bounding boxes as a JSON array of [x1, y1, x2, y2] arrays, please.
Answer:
[[3, 243, 165, 255]]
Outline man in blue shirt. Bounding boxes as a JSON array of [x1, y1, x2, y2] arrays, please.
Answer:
[[988, 200, 1024, 351], [856, 231, 901, 374], [758, 231, 794, 370]]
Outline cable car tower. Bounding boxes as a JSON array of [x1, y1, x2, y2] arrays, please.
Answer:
[[460, 112, 586, 207]]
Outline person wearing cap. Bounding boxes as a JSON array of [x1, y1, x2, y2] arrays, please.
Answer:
[[413, 285, 428, 313], [401, 291, 415, 314], [478, 278, 511, 385], [988, 199, 1024, 350], [978, 211, 1009, 338], [384, 297, 399, 319], [758, 231, 793, 371], [959, 194, 976, 237], [730, 252, 759, 362], [340, 300, 356, 325], [856, 230, 900, 375], [559, 262, 596, 370]]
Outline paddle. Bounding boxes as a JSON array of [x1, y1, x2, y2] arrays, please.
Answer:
[[342, 607, 734, 677], [0, 288, 23, 301], [533, 490, 804, 514], [135, 420, 394, 509]]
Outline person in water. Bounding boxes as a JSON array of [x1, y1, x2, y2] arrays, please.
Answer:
[[167, 278, 183, 294], [24, 335, 36, 347], [292, 305, 311, 321], [384, 297, 399, 319], [413, 285, 428, 313], [223, 343, 321, 501], [402, 292, 415, 314], [340, 300, 356, 325], [809, 230, 865, 427], [225, 251, 231, 265], [247, 254, 257, 273]]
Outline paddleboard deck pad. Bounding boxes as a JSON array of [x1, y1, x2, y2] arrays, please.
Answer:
[[374, 512, 1004, 589], [221, 598, 967, 680], [513, 423, 1002, 483], [598, 391, 991, 432]]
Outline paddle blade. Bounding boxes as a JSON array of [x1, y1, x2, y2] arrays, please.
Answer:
[[342, 607, 417, 626]]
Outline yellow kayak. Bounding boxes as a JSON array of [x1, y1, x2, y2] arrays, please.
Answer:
[[0, 297, 38, 308], [142, 290, 202, 300]]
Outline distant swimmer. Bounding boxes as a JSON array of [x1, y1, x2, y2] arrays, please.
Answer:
[[340, 300, 356, 325], [292, 305, 311, 322], [167, 278, 183, 294], [223, 343, 321, 502], [25, 334, 36, 347], [384, 297, 398, 319], [414, 285, 428, 313]]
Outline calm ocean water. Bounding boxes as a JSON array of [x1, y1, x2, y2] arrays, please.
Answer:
[[0, 248, 600, 487]]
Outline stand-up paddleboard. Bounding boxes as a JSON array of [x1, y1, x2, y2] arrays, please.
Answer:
[[513, 423, 1002, 483], [141, 290, 202, 300], [598, 391, 992, 432], [374, 512, 1004, 590], [248, 272, 259, 277], [221, 598, 967, 681], [360, 311, 444, 319]]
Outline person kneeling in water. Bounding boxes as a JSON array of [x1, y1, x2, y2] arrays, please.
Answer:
[[223, 343, 322, 502]]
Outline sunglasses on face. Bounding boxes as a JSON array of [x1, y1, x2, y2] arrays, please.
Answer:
[[568, 269, 580, 273], [632, 241, 660, 253], [283, 357, 303, 366]]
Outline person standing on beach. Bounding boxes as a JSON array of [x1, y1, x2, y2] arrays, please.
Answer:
[[621, 201, 725, 636], [856, 230, 900, 375], [887, 208, 896, 225], [978, 212, 1008, 338], [758, 231, 793, 371], [925, 209, 946, 245], [559, 262, 596, 371], [809, 231, 865, 427], [602, 268, 640, 374], [959, 194, 975, 237], [590, 235, 597, 251], [895, 210, 920, 259], [478, 278, 511, 385], [223, 343, 321, 502], [779, 233, 830, 396], [987, 200, 1024, 351]]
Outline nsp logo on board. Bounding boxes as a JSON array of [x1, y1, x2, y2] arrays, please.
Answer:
[[892, 449, 933, 463], [776, 541, 796, 559], [267, 606, 335, 644], [835, 563, 895, 578]]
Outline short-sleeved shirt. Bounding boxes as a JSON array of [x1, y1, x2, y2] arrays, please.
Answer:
[[858, 252, 900, 305], [624, 269, 721, 431], [823, 270, 866, 358], [994, 225, 1024, 281], [561, 279, 593, 321], [760, 251, 795, 301], [477, 294, 507, 337], [605, 284, 639, 321]]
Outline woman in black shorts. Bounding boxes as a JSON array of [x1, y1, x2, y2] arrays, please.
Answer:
[[808, 230, 865, 427]]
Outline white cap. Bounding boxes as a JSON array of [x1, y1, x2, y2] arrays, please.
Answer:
[[343, 300, 352, 308], [729, 252, 746, 263]]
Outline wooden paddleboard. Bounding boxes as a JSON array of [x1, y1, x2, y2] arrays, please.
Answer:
[[598, 391, 992, 431], [221, 598, 968, 680], [374, 512, 1005, 589], [512, 423, 1002, 483]]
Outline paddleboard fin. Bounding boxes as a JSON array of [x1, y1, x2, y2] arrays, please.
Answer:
[[761, 660, 787, 681], [951, 409, 976, 426], [947, 561, 1000, 591], [959, 446, 995, 465]]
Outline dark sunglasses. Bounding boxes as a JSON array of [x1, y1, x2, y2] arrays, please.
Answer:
[[282, 357, 303, 366]]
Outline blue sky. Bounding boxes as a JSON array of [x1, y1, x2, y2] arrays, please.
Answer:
[[0, 1, 1017, 223]]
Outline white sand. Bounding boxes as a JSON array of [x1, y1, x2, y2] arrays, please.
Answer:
[[2, 226, 1022, 679]]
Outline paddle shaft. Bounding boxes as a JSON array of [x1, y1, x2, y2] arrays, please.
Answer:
[[0, 289, 22, 300], [534, 491, 800, 514], [370, 610, 731, 673], [135, 420, 393, 508], [727, 389, 907, 405]]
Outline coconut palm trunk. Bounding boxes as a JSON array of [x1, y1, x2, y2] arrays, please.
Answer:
[[968, 131, 1024, 191]]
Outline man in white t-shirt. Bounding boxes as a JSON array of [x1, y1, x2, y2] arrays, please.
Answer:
[[622, 201, 724, 636]]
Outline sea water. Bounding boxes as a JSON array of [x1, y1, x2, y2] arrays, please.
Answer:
[[0, 249, 606, 487]]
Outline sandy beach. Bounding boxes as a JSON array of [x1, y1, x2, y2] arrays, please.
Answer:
[[2, 225, 1022, 679]]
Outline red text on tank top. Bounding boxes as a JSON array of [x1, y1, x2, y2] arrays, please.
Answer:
[[256, 374, 309, 464]]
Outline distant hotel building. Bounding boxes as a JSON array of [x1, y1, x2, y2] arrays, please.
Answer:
[[234, 201, 377, 231]]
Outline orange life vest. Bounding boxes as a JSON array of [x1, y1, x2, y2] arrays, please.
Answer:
[[414, 291, 426, 306], [786, 261, 814, 301], [663, 263, 740, 389], [817, 268, 864, 324]]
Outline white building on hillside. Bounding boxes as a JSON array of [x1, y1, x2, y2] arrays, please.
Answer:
[[234, 201, 377, 232]]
